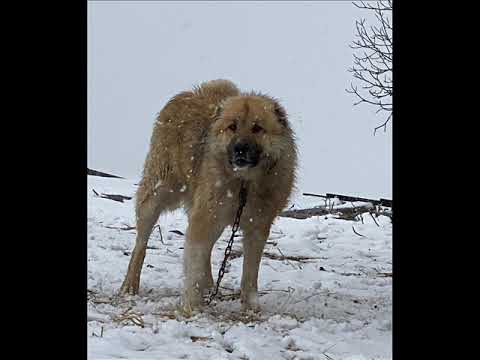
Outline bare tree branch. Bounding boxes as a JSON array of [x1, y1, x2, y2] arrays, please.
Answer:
[[347, 1, 393, 134]]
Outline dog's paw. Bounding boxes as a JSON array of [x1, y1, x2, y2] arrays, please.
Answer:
[[241, 302, 261, 313], [240, 291, 261, 313], [177, 303, 199, 319], [181, 289, 205, 316], [178, 299, 204, 318], [119, 278, 140, 296]]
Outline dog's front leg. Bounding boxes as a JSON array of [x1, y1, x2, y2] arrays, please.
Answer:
[[182, 211, 225, 314], [240, 222, 271, 312]]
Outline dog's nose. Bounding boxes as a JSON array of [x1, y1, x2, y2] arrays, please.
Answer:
[[233, 142, 250, 157], [229, 140, 260, 168]]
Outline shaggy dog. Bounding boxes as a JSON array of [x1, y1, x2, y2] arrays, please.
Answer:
[[120, 79, 297, 313]]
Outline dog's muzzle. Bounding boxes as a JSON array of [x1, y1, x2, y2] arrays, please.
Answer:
[[228, 140, 261, 169]]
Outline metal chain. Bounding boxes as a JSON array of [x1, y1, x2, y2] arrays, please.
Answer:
[[206, 180, 248, 305]]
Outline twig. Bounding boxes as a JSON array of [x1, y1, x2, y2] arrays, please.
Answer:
[[92, 190, 132, 203], [151, 311, 176, 319], [226, 248, 320, 264], [154, 225, 164, 245], [112, 311, 145, 328], [88, 168, 124, 179], [291, 292, 322, 305], [377, 272, 393, 277], [368, 211, 380, 227], [352, 226, 366, 237], [329, 198, 335, 214], [100, 193, 132, 203], [263, 288, 295, 293], [277, 246, 302, 270], [323, 352, 336, 360], [350, 201, 364, 223], [373, 113, 392, 135], [321, 343, 337, 360], [278, 287, 296, 314], [302, 192, 328, 198], [105, 225, 136, 231], [374, 268, 393, 277], [190, 336, 211, 342], [264, 262, 279, 272]]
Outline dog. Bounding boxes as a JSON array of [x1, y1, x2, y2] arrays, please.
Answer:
[[120, 79, 297, 313]]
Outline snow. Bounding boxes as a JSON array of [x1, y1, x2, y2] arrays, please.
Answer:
[[88, 176, 392, 359]]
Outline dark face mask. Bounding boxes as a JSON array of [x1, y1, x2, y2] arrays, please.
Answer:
[[227, 139, 262, 168]]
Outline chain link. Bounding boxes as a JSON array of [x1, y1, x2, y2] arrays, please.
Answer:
[[206, 180, 248, 305]]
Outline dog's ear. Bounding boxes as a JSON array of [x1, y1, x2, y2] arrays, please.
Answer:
[[215, 103, 224, 118], [272, 100, 288, 127], [210, 103, 224, 120]]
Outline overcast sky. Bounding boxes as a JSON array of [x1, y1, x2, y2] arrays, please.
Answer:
[[88, 1, 392, 199]]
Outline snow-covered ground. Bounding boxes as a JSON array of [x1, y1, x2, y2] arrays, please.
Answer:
[[87, 176, 392, 360]]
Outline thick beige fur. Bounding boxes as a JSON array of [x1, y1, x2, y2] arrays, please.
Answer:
[[120, 79, 297, 313]]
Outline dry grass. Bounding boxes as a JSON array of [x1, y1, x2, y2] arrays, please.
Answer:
[[227, 248, 321, 263], [112, 308, 145, 328]]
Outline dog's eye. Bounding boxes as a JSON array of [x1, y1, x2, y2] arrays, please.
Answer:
[[228, 124, 237, 132], [252, 124, 264, 134]]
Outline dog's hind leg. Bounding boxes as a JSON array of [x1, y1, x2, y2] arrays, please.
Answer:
[[120, 187, 178, 295]]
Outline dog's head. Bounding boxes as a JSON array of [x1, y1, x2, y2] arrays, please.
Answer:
[[210, 94, 293, 177]]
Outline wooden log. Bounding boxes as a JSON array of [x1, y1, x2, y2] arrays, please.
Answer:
[[379, 198, 393, 207], [279, 203, 373, 220], [302, 192, 392, 208]]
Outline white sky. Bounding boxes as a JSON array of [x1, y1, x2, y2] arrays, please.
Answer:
[[88, 1, 392, 199]]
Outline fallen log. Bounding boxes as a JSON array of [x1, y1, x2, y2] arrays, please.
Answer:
[[279, 203, 374, 220], [279, 203, 392, 220], [303, 192, 392, 208]]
